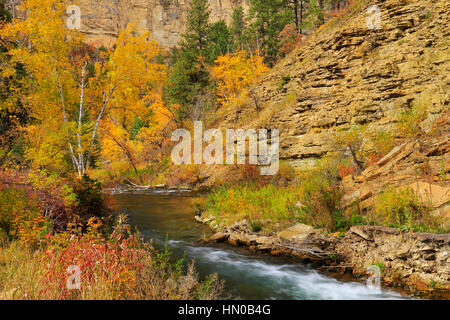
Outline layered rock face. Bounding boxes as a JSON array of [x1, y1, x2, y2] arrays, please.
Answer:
[[340, 112, 449, 225], [8, 0, 247, 47], [222, 0, 449, 168], [336, 225, 450, 297], [72, 0, 247, 48], [207, 0, 449, 224]]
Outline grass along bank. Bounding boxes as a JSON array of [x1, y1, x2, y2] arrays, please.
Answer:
[[200, 158, 447, 235], [200, 104, 449, 235]]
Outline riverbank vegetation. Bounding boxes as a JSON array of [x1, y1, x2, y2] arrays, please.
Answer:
[[0, 169, 223, 299], [0, 0, 222, 299], [202, 107, 448, 234], [0, 217, 223, 299], [204, 176, 444, 234]]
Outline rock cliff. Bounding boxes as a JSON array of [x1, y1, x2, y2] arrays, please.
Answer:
[[220, 0, 449, 169], [77, 0, 248, 48], [70, 0, 246, 48], [8, 0, 247, 47], [340, 111, 449, 227], [198, 0, 449, 227]]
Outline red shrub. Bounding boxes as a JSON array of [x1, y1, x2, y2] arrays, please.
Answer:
[[337, 164, 358, 178], [277, 24, 303, 57], [40, 218, 149, 299], [368, 153, 383, 166]]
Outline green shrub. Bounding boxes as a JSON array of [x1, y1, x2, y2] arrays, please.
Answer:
[[205, 156, 347, 231], [373, 187, 440, 232], [72, 174, 108, 218], [278, 75, 291, 90], [205, 183, 303, 230], [397, 102, 428, 138], [250, 220, 263, 232], [296, 157, 344, 230], [366, 128, 396, 158]]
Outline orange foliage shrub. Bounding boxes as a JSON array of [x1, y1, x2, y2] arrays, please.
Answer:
[[277, 24, 303, 57], [327, 0, 355, 19], [337, 164, 358, 179], [367, 153, 383, 166], [40, 218, 148, 299]]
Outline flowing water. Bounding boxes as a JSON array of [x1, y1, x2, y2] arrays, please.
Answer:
[[111, 189, 410, 300]]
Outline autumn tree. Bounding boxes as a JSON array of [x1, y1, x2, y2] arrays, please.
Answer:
[[0, 0, 170, 176], [303, 0, 326, 29], [210, 51, 269, 111], [0, 0, 29, 167], [278, 23, 303, 56], [208, 20, 232, 58]]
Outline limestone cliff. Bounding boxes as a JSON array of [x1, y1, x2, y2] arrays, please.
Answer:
[[76, 0, 249, 48], [38, 0, 245, 48], [200, 0, 449, 221], [7, 0, 247, 47], [219, 0, 449, 169]]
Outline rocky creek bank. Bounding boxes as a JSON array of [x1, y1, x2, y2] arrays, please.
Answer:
[[196, 215, 450, 299]]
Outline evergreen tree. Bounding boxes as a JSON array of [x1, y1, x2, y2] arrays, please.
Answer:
[[303, 0, 325, 30], [208, 20, 232, 59], [166, 0, 213, 120], [248, 0, 294, 65], [166, 0, 237, 121], [285, 0, 310, 33], [181, 0, 211, 57], [230, 6, 247, 50]]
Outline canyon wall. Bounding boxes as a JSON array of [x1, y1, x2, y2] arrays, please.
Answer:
[[7, 0, 248, 48], [219, 0, 449, 169], [76, 0, 248, 48]]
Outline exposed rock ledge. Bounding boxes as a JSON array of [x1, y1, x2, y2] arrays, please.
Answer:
[[196, 216, 450, 298]]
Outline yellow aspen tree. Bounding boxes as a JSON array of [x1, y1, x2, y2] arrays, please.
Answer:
[[0, 0, 171, 176], [210, 51, 269, 111]]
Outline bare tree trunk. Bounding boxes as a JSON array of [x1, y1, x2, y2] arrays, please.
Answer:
[[319, 0, 325, 25], [108, 133, 138, 174], [85, 84, 116, 171], [300, 0, 304, 34], [77, 62, 87, 175], [349, 145, 365, 171], [293, 0, 299, 32], [57, 73, 81, 176]]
